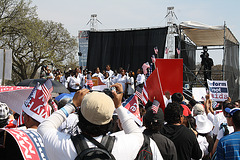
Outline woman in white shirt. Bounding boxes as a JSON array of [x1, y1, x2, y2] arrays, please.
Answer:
[[116, 69, 127, 95], [126, 71, 135, 97], [136, 68, 145, 88], [101, 72, 113, 88], [68, 70, 81, 92]]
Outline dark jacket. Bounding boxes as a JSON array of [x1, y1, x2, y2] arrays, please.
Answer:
[[143, 129, 177, 160], [160, 124, 202, 160]]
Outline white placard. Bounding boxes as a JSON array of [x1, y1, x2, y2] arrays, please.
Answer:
[[192, 87, 207, 101]]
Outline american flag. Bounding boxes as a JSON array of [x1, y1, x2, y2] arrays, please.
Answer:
[[41, 79, 53, 102], [86, 74, 93, 88], [176, 48, 181, 55], [151, 55, 156, 63], [165, 47, 169, 54], [146, 63, 152, 79], [142, 83, 148, 106], [212, 101, 219, 109], [152, 100, 160, 114], [154, 47, 158, 55], [135, 86, 143, 102], [17, 110, 24, 126], [142, 62, 150, 75], [50, 99, 58, 111]]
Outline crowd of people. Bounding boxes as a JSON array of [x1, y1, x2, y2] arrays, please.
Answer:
[[40, 64, 145, 98], [0, 64, 240, 160]]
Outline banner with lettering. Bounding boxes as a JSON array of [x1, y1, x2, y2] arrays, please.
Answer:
[[207, 80, 228, 101], [122, 94, 142, 126], [22, 80, 53, 123], [0, 86, 33, 114], [1, 128, 48, 160]]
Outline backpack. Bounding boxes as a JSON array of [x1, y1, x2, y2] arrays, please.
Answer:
[[219, 123, 229, 136], [135, 134, 153, 160], [71, 133, 116, 160], [211, 123, 230, 160]]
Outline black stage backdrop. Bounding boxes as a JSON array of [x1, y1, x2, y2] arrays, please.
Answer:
[[87, 27, 168, 72]]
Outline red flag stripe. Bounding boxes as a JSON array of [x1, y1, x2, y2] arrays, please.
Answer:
[[42, 85, 49, 99], [42, 84, 53, 101], [152, 105, 159, 114], [135, 91, 143, 101], [142, 84, 148, 105]]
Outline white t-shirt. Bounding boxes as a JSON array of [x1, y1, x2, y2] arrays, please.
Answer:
[[101, 77, 113, 88], [116, 75, 127, 92], [212, 112, 226, 136], [106, 70, 114, 78], [197, 135, 208, 159], [136, 74, 145, 86], [47, 73, 55, 80], [92, 73, 104, 79], [68, 76, 81, 90], [217, 125, 234, 140], [127, 77, 135, 95], [60, 75, 68, 88]]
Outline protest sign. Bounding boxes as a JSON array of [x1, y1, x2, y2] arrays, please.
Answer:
[[192, 87, 207, 101], [1, 128, 48, 160], [122, 94, 142, 126], [207, 80, 228, 101]]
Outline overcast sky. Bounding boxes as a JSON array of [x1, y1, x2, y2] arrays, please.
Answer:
[[32, 0, 239, 65]]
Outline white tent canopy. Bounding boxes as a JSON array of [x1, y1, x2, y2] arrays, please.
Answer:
[[179, 21, 239, 46]]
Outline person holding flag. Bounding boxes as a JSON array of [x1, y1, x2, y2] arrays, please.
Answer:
[[84, 74, 94, 90], [21, 79, 54, 129], [143, 100, 177, 160]]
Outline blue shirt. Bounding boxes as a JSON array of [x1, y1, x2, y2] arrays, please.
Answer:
[[217, 131, 240, 160]]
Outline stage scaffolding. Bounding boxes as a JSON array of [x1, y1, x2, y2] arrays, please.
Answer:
[[178, 21, 239, 100]]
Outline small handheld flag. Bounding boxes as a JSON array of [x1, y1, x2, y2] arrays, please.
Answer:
[[85, 74, 93, 89], [142, 62, 150, 75], [152, 99, 160, 114]]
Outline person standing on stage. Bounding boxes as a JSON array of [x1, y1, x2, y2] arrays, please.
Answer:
[[200, 46, 214, 84], [136, 68, 145, 88]]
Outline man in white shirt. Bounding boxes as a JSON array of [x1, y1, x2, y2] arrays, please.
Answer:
[[106, 64, 114, 78], [92, 67, 104, 79], [38, 83, 163, 160]]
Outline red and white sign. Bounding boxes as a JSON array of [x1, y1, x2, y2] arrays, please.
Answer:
[[0, 86, 33, 113], [123, 95, 142, 126], [1, 128, 48, 160], [22, 80, 53, 123]]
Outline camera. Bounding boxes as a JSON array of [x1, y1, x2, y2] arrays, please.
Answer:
[[200, 52, 207, 59], [102, 87, 116, 99]]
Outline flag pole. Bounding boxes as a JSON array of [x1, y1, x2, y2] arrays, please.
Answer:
[[155, 66, 165, 103]]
